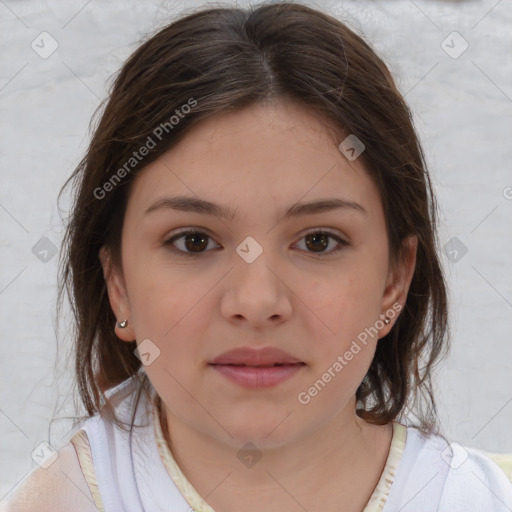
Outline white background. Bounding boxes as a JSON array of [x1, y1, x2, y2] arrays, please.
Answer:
[[1, 0, 511, 500]]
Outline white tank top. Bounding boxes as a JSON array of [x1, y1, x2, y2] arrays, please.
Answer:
[[71, 372, 193, 512], [67, 371, 512, 512]]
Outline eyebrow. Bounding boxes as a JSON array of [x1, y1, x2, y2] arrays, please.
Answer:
[[144, 195, 367, 221]]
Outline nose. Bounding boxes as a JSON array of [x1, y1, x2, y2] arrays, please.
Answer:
[[220, 239, 293, 327]]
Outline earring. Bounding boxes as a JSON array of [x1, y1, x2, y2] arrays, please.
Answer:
[[118, 319, 128, 328], [383, 316, 391, 325]]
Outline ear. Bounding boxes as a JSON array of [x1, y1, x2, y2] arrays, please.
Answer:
[[99, 246, 136, 342], [378, 235, 418, 338]]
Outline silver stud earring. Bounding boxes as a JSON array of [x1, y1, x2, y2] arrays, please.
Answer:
[[383, 317, 391, 325], [118, 319, 128, 328]]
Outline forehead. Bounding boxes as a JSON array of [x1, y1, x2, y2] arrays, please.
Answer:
[[125, 100, 382, 224]]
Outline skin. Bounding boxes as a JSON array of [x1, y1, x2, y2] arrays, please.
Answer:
[[100, 98, 417, 512]]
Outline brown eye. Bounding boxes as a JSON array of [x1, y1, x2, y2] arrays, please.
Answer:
[[305, 232, 330, 253], [183, 232, 209, 252], [164, 230, 218, 256], [296, 231, 348, 255]]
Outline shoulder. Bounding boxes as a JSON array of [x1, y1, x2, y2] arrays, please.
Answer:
[[0, 438, 101, 512], [401, 426, 512, 510], [439, 441, 512, 509], [1, 373, 150, 512]]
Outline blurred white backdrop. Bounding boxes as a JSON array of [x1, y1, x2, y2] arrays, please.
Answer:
[[1, 0, 511, 500]]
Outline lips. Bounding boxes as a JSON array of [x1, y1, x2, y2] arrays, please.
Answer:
[[209, 346, 304, 367], [209, 346, 305, 388]]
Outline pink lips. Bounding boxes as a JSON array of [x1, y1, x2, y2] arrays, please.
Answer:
[[209, 346, 305, 388]]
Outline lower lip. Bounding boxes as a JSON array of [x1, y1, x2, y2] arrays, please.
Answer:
[[210, 364, 304, 388]]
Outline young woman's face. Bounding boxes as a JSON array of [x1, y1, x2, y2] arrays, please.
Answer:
[[101, 99, 416, 448]]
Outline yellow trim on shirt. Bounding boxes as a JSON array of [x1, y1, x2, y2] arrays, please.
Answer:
[[482, 451, 512, 484], [363, 421, 407, 511], [153, 401, 215, 512], [152, 399, 407, 512], [70, 429, 106, 512]]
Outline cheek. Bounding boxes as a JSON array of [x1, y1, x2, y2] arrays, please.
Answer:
[[298, 282, 379, 406], [303, 270, 382, 346], [123, 246, 188, 327], [124, 259, 211, 367]]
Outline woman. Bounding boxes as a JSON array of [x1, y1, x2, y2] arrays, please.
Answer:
[[3, 3, 511, 511]]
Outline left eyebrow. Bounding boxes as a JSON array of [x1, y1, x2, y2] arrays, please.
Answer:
[[143, 195, 367, 221]]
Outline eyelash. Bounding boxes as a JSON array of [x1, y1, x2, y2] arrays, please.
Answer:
[[162, 228, 348, 258]]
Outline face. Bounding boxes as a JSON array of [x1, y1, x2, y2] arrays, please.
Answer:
[[100, 99, 417, 449]]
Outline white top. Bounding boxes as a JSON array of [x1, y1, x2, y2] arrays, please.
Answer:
[[64, 370, 512, 512]]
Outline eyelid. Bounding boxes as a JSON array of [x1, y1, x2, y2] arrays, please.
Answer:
[[299, 226, 347, 240], [165, 226, 348, 240]]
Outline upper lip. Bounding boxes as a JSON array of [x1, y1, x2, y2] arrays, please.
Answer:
[[210, 346, 304, 367]]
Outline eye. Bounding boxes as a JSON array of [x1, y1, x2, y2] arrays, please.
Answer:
[[163, 229, 220, 256], [163, 229, 348, 257], [293, 230, 348, 256]]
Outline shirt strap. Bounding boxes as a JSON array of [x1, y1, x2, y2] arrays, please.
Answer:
[[70, 429, 106, 512]]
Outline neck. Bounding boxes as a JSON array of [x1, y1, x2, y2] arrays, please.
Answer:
[[157, 397, 393, 512]]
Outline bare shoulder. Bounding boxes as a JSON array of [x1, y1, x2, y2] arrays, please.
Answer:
[[0, 440, 101, 512]]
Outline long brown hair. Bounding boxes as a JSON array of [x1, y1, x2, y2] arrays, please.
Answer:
[[57, 2, 450, 437]]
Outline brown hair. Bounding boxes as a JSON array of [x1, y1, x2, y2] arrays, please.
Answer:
[[57, 2, 450, 437]]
